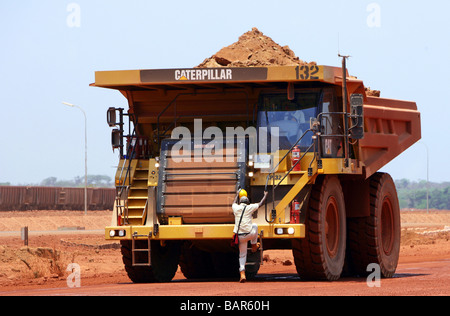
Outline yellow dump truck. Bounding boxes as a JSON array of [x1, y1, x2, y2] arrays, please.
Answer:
[[92, 61, 421, 282]]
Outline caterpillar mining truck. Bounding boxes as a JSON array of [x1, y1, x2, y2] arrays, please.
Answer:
[[92, 60, 421, 282]]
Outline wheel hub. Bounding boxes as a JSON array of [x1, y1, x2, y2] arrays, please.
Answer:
[[325, 196, 339, 258], [381, 197, 395, 255]]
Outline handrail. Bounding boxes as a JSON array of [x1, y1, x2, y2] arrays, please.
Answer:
[[264, 129, 313, 191], [115, 127, 139, 225], [262, 110, 354, 223], [316, 111, 356, 162], [263, 129, 315, 223], [141, 198, 149, 226], [265, 142, 315, 191], [116, 113, 139, 187]]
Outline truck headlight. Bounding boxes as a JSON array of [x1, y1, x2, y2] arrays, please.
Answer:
[[275, 228, 284, 235], [274, 227, 295, 235]]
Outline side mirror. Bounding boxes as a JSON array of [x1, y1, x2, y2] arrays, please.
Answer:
[[349, 94, 364, 139], [107, 107, 117, 127], [111, 129, 121, 150]]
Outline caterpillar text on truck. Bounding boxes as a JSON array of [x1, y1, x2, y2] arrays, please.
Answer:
[[92, 58, 421, 282]]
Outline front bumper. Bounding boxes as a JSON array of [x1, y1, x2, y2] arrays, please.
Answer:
[[105, 223, 305, 241]]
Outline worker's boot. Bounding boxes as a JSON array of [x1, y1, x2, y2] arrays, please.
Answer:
[[251, 242, 261, 253], [239, 270, 246, 283]]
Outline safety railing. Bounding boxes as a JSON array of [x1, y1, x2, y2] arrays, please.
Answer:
[[263, 129, 316, 223], [262, 109, 360, 223], [115, 128, 139, 225]]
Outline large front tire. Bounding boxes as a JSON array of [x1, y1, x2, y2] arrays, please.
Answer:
[[121, 240, 181, 283], [346, 173, 400, 278], [292, 175, 346, 281]]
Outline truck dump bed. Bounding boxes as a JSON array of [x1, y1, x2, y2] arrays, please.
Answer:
[[360, 96, 421, 177]]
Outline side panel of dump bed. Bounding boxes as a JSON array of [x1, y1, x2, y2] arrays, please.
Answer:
[[359, 96, 421, 178], [157, 138, 247, 224]]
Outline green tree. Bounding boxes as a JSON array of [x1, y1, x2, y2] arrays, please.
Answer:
[[41, 177, 58, 186]]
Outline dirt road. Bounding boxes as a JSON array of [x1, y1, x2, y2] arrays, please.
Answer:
[[0, 210, 448, 296], [2, 255, 449, 296]]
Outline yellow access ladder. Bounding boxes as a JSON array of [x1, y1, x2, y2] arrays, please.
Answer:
[[116, 159, 149, 226]]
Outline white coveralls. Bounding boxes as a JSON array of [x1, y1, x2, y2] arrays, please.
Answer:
[[232, 202, 259, 272]]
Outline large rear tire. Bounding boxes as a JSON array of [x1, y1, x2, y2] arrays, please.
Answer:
[[346, 172, 400, 278], [210, 252, 240, 278], [245, 250, 261, 280], [121, 240, 181, 283], [292, 175, 346, 281], [121, 240, 155, 283], [179, 242, 215, 279]]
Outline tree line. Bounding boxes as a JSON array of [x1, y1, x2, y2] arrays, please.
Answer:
[[395, 179, 450, 210], [40, 175, 114, 188]]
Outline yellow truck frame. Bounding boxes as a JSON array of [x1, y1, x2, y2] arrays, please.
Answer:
[[92, 62, 421, 282]]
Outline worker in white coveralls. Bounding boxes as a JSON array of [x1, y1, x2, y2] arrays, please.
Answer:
[[232, 189, 268, 283]]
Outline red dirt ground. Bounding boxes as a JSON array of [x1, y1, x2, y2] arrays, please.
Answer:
[[0, 210, 449, 296]]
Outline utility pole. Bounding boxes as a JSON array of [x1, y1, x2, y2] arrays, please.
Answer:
[[63, 102, 88, 216]]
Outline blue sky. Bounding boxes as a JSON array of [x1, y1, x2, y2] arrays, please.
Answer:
[[0, 0, 449, 184]]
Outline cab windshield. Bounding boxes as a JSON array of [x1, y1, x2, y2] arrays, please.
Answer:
[[257, 92, 319, 151]]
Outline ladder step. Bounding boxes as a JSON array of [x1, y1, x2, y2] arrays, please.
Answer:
[[131, 229, 151, 267], [122, 215, 144, 219], [133, 249, 150, 252], [115, 158, 150, 230], [289, 171, 307, 175]]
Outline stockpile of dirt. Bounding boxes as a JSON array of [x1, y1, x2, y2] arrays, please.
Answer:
[[197, 27, 380, 97], [197, 27, 316, 68], [365, 87, 381, 97]]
